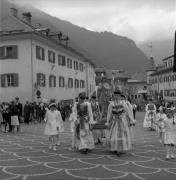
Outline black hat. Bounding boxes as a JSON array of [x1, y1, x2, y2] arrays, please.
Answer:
[[79, 92, 86, 99], [114, 90, 121, 95], [91, 95, 96, 99], [120, 94, 126, 98]]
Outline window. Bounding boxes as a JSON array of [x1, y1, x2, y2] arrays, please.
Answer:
[[67, 58, 72, 68], [58, 55, 66, 66], [49, 75, 56, 87], [80, 80, 85, 88], [62, 56, 66, 66], [48, 50, 55, 63], [59, 76, 65, 87], [74, 61, 78, 70], [75, 79, 79, 88], [36, 73, 45, 87], [0, 45, 18, 59], [0, 73, 19, 87], [79, 63, 84, 72], [36, 46, 45, 60], [68, 78, 73, 88]]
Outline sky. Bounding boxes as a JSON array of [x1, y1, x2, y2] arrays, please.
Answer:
[[14, 0, 176, 43]]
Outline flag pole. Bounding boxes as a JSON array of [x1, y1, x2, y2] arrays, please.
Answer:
[[173, 31, 176, 72]]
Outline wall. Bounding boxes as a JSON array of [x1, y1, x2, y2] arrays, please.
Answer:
[[0, 39, 32, 104]]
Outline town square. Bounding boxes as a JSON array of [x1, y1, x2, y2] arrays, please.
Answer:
[[1, 112, 176, 180], [0, 0, 176, 179]]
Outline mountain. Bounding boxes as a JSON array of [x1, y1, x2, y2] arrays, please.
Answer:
[[2, 0, 149, 74], [138, 39, 174, 65]]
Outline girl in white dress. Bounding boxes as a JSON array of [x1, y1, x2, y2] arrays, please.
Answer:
[[163, 108, 176, 160], [143, 100, 156, 130], [44, 103, 64, 151], [156, 106, 167, 143]]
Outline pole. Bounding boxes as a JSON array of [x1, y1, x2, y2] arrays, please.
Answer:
[[173, 31, 176, 72]]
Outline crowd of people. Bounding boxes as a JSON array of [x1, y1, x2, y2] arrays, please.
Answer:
[[0, 90, 137, 155], [143, 99, 176, 160], [0, 98, 72, 133]]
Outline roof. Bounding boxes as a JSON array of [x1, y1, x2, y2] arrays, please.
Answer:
[[162, 55, 174, 61], [0, 12, 95, 67], [150, 67, 173, 76]]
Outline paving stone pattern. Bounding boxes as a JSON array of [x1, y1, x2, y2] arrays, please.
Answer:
[[0, 112, 176, 180]]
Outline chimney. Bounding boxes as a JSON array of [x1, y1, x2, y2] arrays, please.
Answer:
[[10, 7, 18, 17], [22, 12, 32, 24]]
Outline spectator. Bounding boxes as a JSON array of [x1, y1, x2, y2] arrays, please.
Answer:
[[24, 101, 31, 124]]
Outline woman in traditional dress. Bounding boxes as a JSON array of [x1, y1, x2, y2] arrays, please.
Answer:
[[73, 92, 95, 153], [105, 90, 132, 155], [143, 99, 156, 130]]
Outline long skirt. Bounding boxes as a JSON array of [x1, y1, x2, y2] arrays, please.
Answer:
[[106, 116, 132, 152], [74, 123, 94, 150]]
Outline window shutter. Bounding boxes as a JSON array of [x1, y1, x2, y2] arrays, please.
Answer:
[[43, 74, 46, 87], [53, 53, 55, 63], [48, 51, 51, 62], [49, 76, 52, 87], [54, 76, 56, 87], [12, 46, 18, 59], [77, 80, 79, 88], [42, 48, 45, 60], [14, 73, 19, 87], [1, 74, 6, 87], [36, 46, 40, 59], [0, 47, 4, 59]]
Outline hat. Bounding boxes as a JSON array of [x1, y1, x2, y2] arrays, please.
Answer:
[[79, 92, 86, 99], [91, 94, 96, 99], [49, 102, 57, 108], [120, 94, 126, 98], [113, 90, 121, 95]]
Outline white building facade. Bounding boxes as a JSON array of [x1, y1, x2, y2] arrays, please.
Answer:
[[147, 55, 176, 101], [0, 11, 96, 103]]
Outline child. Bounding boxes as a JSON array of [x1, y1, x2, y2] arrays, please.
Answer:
[[44, 103, 64, 151], [143, 100, 156, 131], [156, 106, 167, 143], [163, 108, 176, 160]]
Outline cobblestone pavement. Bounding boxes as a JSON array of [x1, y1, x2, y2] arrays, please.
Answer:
[[1, 112, 176, 180]]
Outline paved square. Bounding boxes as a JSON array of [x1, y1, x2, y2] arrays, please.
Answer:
[[0, 112, 176, 180]]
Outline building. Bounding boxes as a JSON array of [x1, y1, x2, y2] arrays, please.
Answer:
[[95, 67, 130, 94], [147, 55, 176, 101], [0, 7, 96, 103], [127, 79, 147, 105]]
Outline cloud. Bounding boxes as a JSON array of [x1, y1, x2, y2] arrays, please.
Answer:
[[14, 0, 176, 42]]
